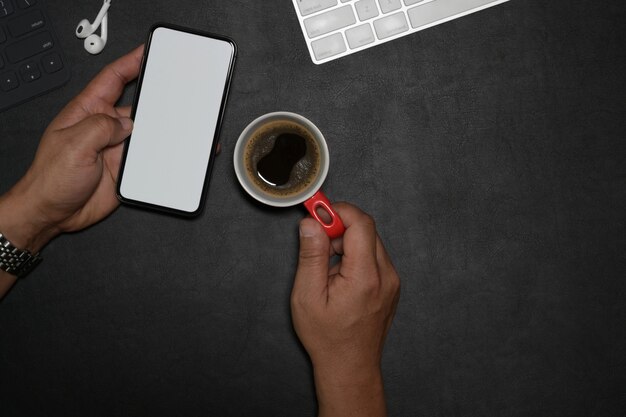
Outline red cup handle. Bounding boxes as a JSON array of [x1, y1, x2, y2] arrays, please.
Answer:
[[303, 191, 346, 240]]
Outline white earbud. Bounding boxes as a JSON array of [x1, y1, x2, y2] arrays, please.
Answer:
[[75, 0, 111, 38], [84, 14, 108, 55]]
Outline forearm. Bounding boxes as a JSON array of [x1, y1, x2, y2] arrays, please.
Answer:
[[314, 364, 387, 417], [0, 272, 18, 298], [0, 183, 58, 299]]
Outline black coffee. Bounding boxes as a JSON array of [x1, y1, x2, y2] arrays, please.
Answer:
[[244, 120, 321, 198], [257, 133, 307, 186]]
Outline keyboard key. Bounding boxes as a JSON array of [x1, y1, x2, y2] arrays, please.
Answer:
[[311, 32, 346, 60], [378, 0, 402, 14], [295, 0, 337, 17], [5, 31, 53, 63], [17, 0, 37, 8], [404, 0, 425, 5], [7, 9, 45, 37], [41, 52, 62, 73], [304, 5, 356, 38], [408, 0, 495, 29], [1, 70, 19, 91], [355, 0, 379, 21], [19, 61, 40, 82], [0, 0, 15, 17], [346, 23, 375, 49], [373, 11, 408, 39]]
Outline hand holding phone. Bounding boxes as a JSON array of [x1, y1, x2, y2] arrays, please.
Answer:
[[118, 24, 237, 216]]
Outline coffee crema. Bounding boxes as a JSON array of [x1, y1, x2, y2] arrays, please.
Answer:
[[244, 119, 321, 198]]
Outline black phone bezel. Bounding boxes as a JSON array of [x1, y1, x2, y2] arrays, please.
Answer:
[[116, 23, 237, 217]]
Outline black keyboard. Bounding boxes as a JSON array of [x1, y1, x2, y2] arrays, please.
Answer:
[[0, 0, 70, 112]]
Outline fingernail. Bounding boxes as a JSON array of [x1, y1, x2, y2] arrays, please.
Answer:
[[119, 117, 133, 131], [299, 220, 318, 237]]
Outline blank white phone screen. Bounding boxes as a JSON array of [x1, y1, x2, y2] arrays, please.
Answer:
[[120, 27, 234, 214]]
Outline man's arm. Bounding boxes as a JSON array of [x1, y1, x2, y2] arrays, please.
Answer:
[[0, 185, 56, 297], [291, 203, 401, 416], [0, 46, 143, 299]]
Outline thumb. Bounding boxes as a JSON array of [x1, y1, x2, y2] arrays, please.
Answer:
[[294, 218, 331, 296]]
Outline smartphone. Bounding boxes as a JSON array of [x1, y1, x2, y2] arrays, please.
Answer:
[[117, 24, 237, 216]]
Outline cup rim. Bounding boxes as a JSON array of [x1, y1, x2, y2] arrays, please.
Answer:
[[233, 112, 330, 207]]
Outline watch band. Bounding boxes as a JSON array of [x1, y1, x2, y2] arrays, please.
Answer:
[[0, 233, 42, 278]]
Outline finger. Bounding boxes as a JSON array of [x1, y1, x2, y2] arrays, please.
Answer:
[[78, 45, 144, 106], [375, 235, 395, 276], [375, 235, 400, 297], [103, 141, 125, 183], [329, 235, 343, 257], [293, 218, 331, 298], [64, 113, 133, 154], [330, 203, 379, 279], [48, 46, 144, 130], [328, 202, 371, 255], [115, 106, 132, 118]]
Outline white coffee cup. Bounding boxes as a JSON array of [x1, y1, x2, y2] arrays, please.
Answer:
[[233, 112, 345, 238]]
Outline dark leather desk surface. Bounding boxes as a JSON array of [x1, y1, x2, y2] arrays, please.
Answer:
[[1, 1, 625, 416]]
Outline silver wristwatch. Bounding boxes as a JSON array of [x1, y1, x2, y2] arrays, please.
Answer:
[[0, 233, 42, 278]]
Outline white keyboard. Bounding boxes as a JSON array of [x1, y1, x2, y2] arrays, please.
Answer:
[[292, 0, 509, 64]]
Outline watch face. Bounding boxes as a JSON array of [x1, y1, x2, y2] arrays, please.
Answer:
[[0, 233, 42, 277]]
